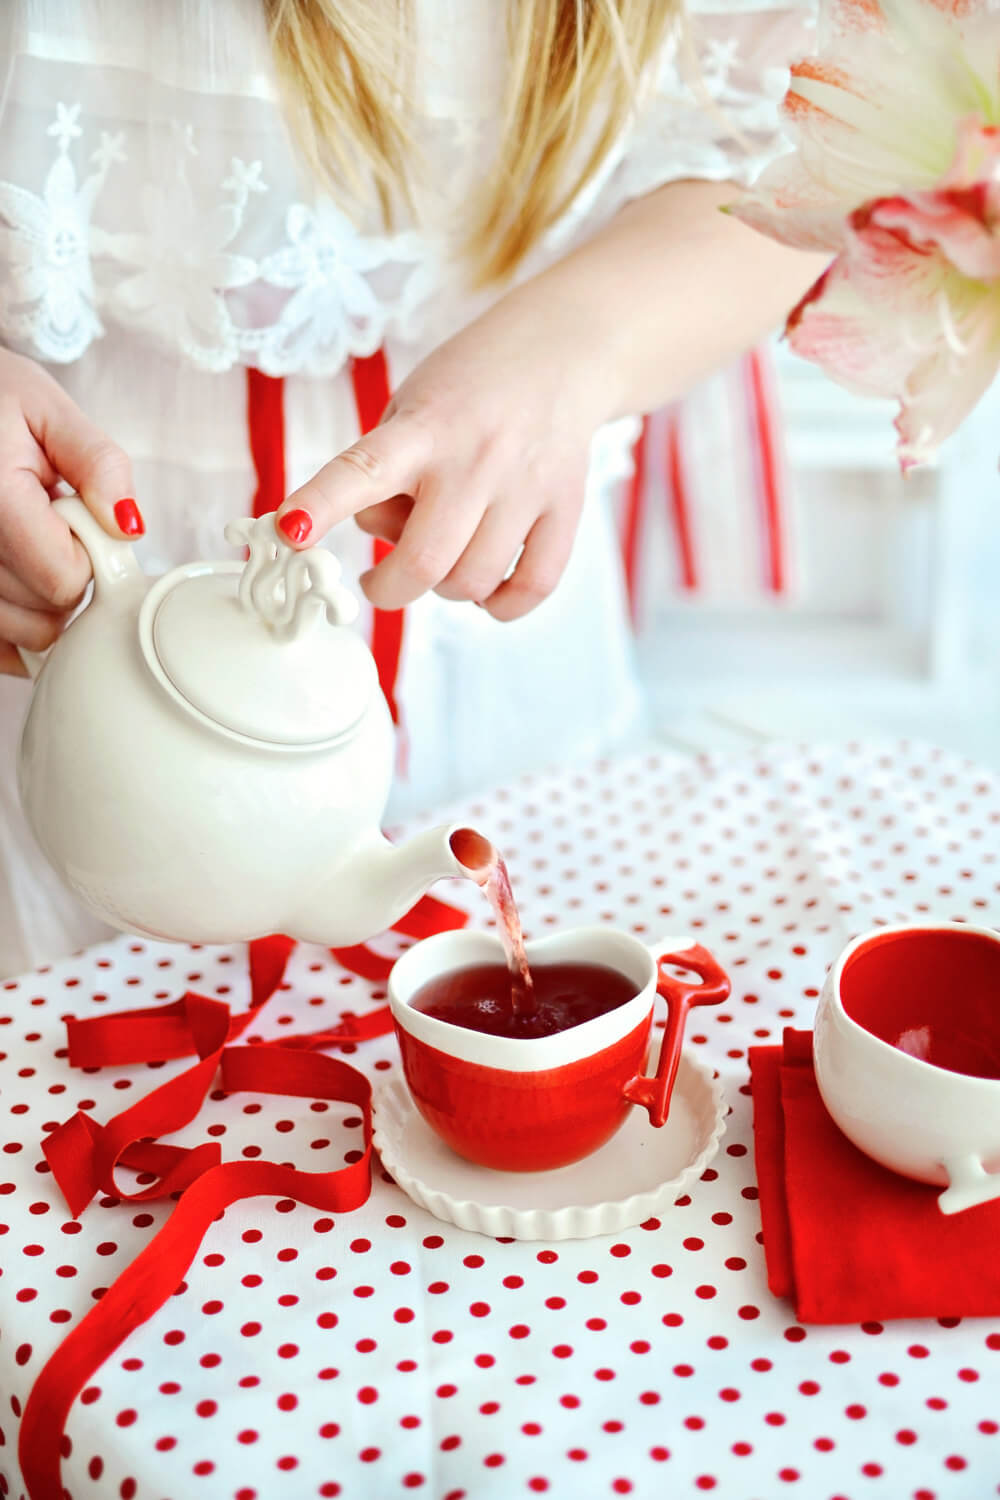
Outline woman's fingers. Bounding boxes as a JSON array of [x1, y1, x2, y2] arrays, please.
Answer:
[[433, 503, 532, 604], [481, 509, 575, 621], [353, 494, 414, 544], [0, 596, 66, 652], [360, 482, 488, 610], [0, 472, 91, 611], [0, 640, 30, 677], [276, 416, 433, 548], [0, 558, 61, 612], [26, 370, 143, 539]]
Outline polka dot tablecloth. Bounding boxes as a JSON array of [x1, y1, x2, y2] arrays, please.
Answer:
[[2, 739, 1000, 1500]]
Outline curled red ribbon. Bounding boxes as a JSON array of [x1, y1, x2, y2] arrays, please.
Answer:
[[17, 918, 462, 1500], [21, 1045, 374, 1500]]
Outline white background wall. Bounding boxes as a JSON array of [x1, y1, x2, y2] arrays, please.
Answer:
[[638, 344, 1000, 767]]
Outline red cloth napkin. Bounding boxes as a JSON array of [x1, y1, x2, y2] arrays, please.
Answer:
[[750, 1028, 1000, 1323]]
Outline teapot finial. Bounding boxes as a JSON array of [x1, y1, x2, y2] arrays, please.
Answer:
[[224, 514, 359, 641]]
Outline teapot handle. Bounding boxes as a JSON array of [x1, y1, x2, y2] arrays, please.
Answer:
[[16, 496, 145, 679], [52, 496, 145, 599]]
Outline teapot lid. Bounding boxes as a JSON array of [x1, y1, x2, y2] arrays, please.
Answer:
[[138, 517, 376, 749]]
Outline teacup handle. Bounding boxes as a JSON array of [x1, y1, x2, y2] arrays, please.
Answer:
[[623, 942, 731, 1127], [938, 1153, 1000, 1215]]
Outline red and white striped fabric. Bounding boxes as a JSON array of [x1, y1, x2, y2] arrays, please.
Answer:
[[619, 344, 794, 626]]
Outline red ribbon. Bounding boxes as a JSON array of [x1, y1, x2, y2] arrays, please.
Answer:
[[21, 1045, 374, 1500], [19, 936, 383, 1500]]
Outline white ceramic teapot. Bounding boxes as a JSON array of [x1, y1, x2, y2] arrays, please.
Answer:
[[16, 499, 490, 947]]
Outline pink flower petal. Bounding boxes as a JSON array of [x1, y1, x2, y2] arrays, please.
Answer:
[[726, 154, 850, 253], [786, 256, 927, 398], [786, 225, 1000, 466], [866, 191, 1000, 281], [894, 292, 1000, 465]]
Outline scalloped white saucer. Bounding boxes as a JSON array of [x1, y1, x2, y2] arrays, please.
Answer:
[[372, 1052, 727, 1240]]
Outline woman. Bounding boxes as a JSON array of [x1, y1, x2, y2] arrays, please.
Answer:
[[0, 0, 823, 975]]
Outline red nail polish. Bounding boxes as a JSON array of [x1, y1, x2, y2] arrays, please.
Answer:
[[113, 497, 145, 537], [277, 508, 313, 545]]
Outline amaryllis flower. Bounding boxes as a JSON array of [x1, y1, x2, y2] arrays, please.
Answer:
[[729, 0, 1000, 469]]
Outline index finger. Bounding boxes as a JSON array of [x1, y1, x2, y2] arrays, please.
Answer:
[[0, 471, 91, 611], [275, 415, 433, 548]]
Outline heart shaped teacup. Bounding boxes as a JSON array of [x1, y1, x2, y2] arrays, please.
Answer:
[[388, 926, 730, 1172]]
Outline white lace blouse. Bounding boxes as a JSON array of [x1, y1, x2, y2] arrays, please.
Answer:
[[0, 0, 816, 974]]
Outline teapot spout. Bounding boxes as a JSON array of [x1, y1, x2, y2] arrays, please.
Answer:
[[290, 824, 495, 948]]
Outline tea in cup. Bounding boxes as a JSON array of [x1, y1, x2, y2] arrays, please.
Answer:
[[387, 926, 730, 1171], [813, 921, 1000, 1213]]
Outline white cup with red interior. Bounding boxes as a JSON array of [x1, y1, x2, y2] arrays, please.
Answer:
[[813, 920, 1000, 1214]]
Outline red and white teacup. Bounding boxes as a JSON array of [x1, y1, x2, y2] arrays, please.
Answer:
[[388, 926, 730, 1172], [814, 920, 1000, 1214]]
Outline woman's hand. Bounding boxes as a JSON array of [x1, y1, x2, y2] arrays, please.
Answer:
[[275, 285, 610, 621], [0, 350, 142, 675], [273, 181, 829, 624]]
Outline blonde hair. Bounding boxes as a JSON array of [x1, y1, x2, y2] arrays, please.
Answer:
[[264, 0, 679, 285]]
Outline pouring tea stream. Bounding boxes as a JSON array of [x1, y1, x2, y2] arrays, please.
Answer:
[[15, 499, 493, 948]]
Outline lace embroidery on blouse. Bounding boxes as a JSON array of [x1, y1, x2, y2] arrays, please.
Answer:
[[0, 3, 815, 373], [0, 101, 435, 370]]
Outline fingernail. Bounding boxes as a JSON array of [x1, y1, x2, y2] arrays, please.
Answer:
[[113, 497, 145, 537], [277, 508, 313, 545]]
